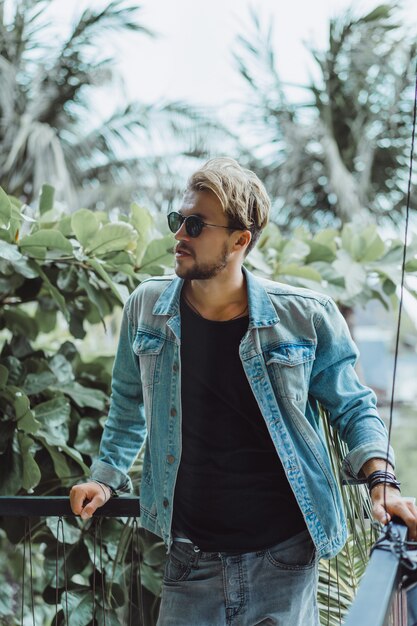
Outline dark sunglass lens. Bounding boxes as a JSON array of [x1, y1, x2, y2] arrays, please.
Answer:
[[168, 212, 182, 233], [186, 216, 203, 238]]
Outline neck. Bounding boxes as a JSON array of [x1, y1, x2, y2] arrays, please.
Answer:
[[184, 265, 248, 321]]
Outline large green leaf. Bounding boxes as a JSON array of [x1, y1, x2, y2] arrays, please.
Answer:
[[17, 432, 41, 490], [279, 263, 322, 281], [88, 257, 128, 304], [42, 440, 71, 479], [61, 589, 93, 626], [0, 239, 22, 262], [332, 250, 367, 298], [46, 517, 82, 545], [86, 222, 137, 256], [49, 354, 74, 385], [3, 307, 38, 340], [30, 260, 70, 320], [38, 184, 55, 215], [139, 235, 174, 271], [0, 186, 11, 227], [33, 397, 71, 446], [0, 364, 9, 389], [131, 202, 153, 265], [280, 239, 311, 264], [71, 209, 100, 249], [19, 229, 73, 255], [358, 226, 385, 262], [60, 382, 107, 410]]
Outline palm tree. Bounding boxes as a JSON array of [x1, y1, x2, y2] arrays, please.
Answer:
[[0, 0, 226, 212], [232, 4, 417, 232]]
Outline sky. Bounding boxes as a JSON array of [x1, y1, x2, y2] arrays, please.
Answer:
[[48, 0, 416, 118]]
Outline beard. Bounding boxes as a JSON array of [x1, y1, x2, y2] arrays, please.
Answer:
[[175, 242, 230, 280]]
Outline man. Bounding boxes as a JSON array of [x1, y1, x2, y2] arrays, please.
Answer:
[[71, 157, 417, 626]]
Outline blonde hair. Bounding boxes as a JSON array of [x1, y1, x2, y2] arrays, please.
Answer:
[[186, 157, 270, 253]]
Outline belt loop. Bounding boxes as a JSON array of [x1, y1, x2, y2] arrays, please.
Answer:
[[192, 543, 201, 567]]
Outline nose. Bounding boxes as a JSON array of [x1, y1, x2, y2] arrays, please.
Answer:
[[174, 220, 190, 241]]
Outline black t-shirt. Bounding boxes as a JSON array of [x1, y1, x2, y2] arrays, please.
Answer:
[[172, 295, 306, 552]]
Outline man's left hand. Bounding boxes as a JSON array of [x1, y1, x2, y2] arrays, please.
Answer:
[[370, 484, 417, 540]]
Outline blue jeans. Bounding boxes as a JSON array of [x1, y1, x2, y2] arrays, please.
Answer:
[[157, 529, 319, 626]]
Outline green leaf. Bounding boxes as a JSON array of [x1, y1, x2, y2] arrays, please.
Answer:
[[279, 264, 322, 281], [131, 202, 153, 265], [39, 184, 55, 215], [280, 239, 311, 264], [3, 307, 38, 340], [405, 258, 417, 272], [305, 241, 336, 263], [0, 239, 22, 262], [25, 232, 72, 256], [88, 257, 127, 304], [19, 229, 73, 255], [360, 4, 392, 23], [46, 516, 82, 545], [17, 432, 41, 490], [49, 355, 74, 385], [246, 248, 273, 275], [74, 418, 102, 456], [60, 382, 107, 410], [139, 235, 174, 271], [42, 440, 71, 479], [0, 186, 12, 227], [78, 269, 108, 321], [0, 364, 9, 389], [332, 250, 367, 298], [23, 370, 58, 395], [71, 209, 100, 248], [33, 397, 71, 446], [358, 227, 385, 262], [61, 589, 93, 626], [86, 222, 137, 256], [30, 260, 70, 320]]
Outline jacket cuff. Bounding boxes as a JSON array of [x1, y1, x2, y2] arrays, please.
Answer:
[[90, 459, 132, 494], [341, 441, 396, 484]]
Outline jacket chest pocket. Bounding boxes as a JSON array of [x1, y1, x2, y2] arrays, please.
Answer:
[[265, 342, 316, 402], [133, 331, 164, 388]]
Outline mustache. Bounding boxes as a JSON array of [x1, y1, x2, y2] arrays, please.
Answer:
[[175, 244, 194, 256]]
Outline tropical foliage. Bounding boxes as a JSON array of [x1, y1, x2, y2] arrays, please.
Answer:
[[231, 4, 417, 230], [247, 220, 417, 312], [0, 183, 173, 624]]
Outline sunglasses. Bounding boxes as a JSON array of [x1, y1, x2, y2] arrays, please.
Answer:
[[167, 211, 244, 238]]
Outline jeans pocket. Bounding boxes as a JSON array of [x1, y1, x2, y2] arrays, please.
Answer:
[[163, 543, 194, 583], [266, 530, 316, 571]]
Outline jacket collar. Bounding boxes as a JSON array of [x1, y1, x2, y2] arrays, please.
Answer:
[[152, 266, 279, 328]]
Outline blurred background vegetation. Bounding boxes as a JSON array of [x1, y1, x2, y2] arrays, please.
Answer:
[[1, 1, 417, 624]]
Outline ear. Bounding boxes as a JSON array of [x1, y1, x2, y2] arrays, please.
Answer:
[[233, 230, 252, 253]]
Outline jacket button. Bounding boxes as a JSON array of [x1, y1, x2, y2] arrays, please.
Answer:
[[167, 455, 175, 464], [170, 408, 177, 417], [173, 363, 178, 372], [163, 498, 169, 508]]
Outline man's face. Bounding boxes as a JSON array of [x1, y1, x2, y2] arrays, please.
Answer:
[[173, 189, 236, 280]]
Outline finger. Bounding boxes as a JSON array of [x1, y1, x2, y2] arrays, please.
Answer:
[[81, 494, 104, 520], [372, 503, 391, 525], [70, 485, 89, 515]]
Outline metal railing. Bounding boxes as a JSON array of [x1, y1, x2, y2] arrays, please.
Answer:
[[0, 495, 145, 626], [344, 520, 417, 626]]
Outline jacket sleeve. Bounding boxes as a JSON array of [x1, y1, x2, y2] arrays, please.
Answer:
[[309, 297, 395, 482], [90, 294, 146, 492]]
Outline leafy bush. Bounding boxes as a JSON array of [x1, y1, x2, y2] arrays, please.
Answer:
[[0, 185, 173, 624]]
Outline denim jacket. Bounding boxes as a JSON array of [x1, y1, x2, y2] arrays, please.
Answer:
[[91, 267, 394, 559]]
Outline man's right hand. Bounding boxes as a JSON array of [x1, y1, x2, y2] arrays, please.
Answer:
[[70, 481, 111, 520]]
